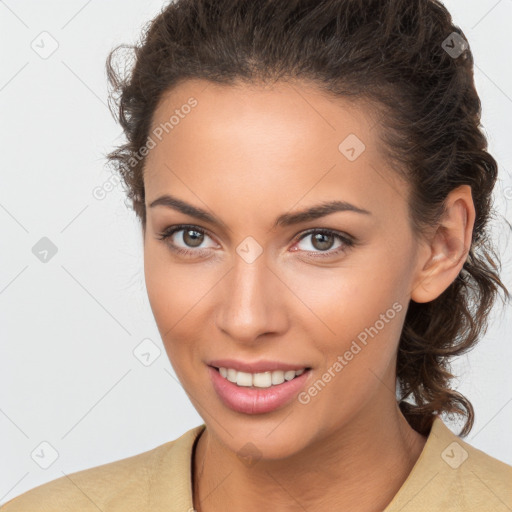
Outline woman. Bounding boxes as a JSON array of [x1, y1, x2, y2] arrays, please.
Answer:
[[2, 0, 511, 510]]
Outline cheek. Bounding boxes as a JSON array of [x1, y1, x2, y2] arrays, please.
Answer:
[[144, 242, 205, 328], [283, 252, 406, 333], [143, 242, 218, 368], [283, 247, 409, 376], [144, 245, 175, 327], [292, 271, 407, 419]]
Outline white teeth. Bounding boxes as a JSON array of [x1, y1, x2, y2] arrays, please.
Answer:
[[284, 370, 296, 381], [253, 372, 272, 388], [236, 371, 253, 387], [217, 367, 307, 387], [271, 370, 285, 385]]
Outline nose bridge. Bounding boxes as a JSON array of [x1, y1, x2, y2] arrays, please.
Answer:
[[216, 247, 284, 341]]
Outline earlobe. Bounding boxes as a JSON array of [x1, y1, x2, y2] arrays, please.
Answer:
[[410, 185, 475, 304]]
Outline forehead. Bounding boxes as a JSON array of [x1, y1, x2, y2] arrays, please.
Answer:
[[144, 79, 408, 224], [147, 78, 377, 167]]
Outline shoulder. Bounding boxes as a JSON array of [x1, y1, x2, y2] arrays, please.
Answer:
[[0, 425, 205, 512], [451, 425, 512, 505], [386, 417, 512, 511], [434, 419, 512, 485]]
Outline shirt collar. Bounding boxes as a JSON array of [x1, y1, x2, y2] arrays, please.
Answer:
[[153, 416, 458, 511]]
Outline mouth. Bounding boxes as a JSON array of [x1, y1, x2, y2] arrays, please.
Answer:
[[211, 365, 311, 388], [207, 364, 312, 415]]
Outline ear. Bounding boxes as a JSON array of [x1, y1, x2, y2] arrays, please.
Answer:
[[410, 185, 475, 304]]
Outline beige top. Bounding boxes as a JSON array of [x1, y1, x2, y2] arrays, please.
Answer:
[[1, 417, 511, 511]]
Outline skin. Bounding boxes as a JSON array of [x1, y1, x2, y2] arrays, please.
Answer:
[[142, 79, 475, 511]]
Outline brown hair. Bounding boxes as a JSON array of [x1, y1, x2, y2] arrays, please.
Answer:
[[105, 0, 510, 436]]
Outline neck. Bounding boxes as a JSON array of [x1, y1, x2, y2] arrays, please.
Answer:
[[193, 401, 427, 512]]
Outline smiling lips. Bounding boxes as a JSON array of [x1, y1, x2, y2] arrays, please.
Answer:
[[207, 359, 311, 414]]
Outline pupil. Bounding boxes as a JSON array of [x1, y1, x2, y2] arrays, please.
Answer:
[[312, 233, 334, 251], [184, 229, 203, 247]]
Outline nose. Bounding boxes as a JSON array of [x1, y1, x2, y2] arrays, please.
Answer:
[[215, 252, 288, 344]]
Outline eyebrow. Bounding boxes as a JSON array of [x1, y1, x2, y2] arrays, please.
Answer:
[[148, 194, 372, 230]]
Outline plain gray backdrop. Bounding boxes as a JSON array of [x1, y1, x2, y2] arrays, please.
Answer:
[[1, 0, 511, 504]]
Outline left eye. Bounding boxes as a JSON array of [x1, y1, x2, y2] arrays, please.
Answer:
[[291, 229, 354, 257]]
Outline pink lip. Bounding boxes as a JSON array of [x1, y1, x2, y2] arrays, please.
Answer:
[[208, 358, 309, 373], [208, 366, 311, 414]]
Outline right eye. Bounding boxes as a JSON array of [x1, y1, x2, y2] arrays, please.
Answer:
[[156, 224, 219, 258]]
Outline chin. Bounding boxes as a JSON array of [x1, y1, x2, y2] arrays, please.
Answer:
[[208, 415, 319, 462]]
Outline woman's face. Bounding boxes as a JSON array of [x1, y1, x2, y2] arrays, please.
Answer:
[[143, 79, 426, 458]]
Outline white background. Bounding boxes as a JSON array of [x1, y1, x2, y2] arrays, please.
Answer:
[[1, 0, 511, 504]]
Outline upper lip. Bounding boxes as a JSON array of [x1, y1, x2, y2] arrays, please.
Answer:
[[208, 359, 310, 373]]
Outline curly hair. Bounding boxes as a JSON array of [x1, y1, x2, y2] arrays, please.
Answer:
[[105, 0, 510, 437]]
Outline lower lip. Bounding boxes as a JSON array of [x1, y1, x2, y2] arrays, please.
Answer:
[[208, 366, 311, 414]]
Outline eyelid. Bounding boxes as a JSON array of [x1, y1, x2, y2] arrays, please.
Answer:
[[156, 224, 219, 246], [292, 227, 354, 245]]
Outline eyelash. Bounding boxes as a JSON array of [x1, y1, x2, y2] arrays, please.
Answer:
[[156, 224, 355, 260]]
